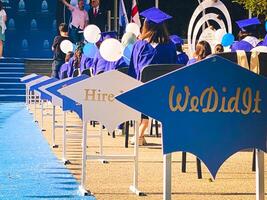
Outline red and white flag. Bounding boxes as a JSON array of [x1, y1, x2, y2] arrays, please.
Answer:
[[131, 0, 141, 27]]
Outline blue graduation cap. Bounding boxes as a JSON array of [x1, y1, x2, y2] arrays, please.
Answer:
[[236, 17, 260, 32], [100, 31, 118, 42], [169, 35, 184, 46], [140, 7, 172, 24]]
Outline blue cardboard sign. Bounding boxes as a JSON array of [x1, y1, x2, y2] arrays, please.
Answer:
[[116, 56, 267, 178], [46, 75, 89, 119], [29, 78, 58, 101]]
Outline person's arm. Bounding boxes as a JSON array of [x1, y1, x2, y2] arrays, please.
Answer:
[[3, 10, 7, 23], [60, 0, 73, 11], [85, 12, 89, 27]]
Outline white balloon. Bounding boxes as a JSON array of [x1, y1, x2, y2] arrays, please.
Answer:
[[215, 29, 226, 44], [99, 38, 123, 62], [83, 25, 101, 43], [251, 46, 267, 53], [126, 23, 140, 37], [60, 40, 74, 54]]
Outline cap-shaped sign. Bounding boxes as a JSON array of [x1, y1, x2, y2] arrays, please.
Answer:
[[116, 56, 267, 178], [58, 70, 142, 134]]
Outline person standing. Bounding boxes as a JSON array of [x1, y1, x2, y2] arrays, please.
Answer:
[[60, 0, 89, 43], [0, 1, 7, 58], [51, 23, 72, 79], [88, 0, 106, 31], [128, 7, 177, 145]]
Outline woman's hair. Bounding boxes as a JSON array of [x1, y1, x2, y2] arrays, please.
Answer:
[[194, 40, 212, 61], [0, 1, 3, 11], [139, 20, 170, 44], [214, 44, 224, 54], [237, 30, 251, 41]]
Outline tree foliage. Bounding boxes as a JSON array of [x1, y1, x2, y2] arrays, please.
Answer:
[[232, 0, 267, 16]]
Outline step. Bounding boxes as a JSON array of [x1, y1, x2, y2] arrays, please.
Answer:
[[0, 83, 25, 89], [0, 68, 24, 73], [0, 88, 25, 95], [0, 63, 25, 67], [0, 95, 25, 102], [0, 58, 25, 63], [0, 72, 25, 78], [0, 77, 21, 83]]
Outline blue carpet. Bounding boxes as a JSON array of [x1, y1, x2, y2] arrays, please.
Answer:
[[0, 103, 95, 199]]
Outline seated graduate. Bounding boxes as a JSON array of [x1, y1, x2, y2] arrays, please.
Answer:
[[67, 44, 83, 77], [187, 40, 212, 65], [214, 44, 224, 54], [169, 35, 189, 65], [92, 31, 127, 75], [128, 7, 177, 145], [231, 18, 261, 52], [59, 51, 74, 79], [80, 53, 94, 73]]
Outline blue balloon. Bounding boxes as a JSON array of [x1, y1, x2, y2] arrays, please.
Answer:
[[265, 21, 267, 32], [221, 33, 235, 47], [123, 44, 133, 65], [83, 43, 98, 58]]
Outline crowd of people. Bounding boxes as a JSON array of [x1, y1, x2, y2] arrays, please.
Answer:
[[52, 1, 267, 145]]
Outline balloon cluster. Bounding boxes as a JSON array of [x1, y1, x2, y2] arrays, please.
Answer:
[[60, 23, 141, 62]]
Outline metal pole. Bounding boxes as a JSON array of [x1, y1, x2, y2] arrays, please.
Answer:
[[62, 111, 67, 163], [107, 10, 111, 31], [155, 0, 159, 8], [133, 121, 139, 189], [99, 124, 103, 156], [41, 100, 44, 130], [163, 154, 172, 200], [256, 149, 265, 200], [114, 0, 118, 31], [81, 119, 88, 191], [52, 105, 57, 148]]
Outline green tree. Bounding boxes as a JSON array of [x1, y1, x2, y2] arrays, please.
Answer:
[[232, 0, 267, 16]]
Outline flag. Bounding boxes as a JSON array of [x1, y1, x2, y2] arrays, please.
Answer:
[[119, 0, 129, 28], [131, 0, 141, 27]]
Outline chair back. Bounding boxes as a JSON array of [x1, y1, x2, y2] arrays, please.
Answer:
[[72, 69, 79, 77], [216, 52, 267, 78], [117, 67, 129, 75], [81, 68, 92, 77], [140, 64, 184, 83]]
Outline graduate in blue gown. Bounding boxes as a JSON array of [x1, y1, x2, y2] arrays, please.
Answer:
[[80, 54, 94, 73], [59, 51, 74, 79], [128, 7, 177, 145], [231, 18, 260, 52], [169, 35, 189, 65], [187, 40, 211, 65], [128, 8, 177, 81], [92, 31, 128, 75]]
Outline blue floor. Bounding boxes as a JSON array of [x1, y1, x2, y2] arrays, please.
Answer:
[[0, 103, 95, 199]]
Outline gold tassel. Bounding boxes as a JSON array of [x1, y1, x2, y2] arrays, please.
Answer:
[[236, 50, 249, 70], [250, 51, 260, 75]]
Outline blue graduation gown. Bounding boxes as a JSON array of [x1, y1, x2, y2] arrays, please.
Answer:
[[177, 52, 189, 65], [92, 51, 128, 75], [80, 54, 94, 73], [128, 40, 177, 80], [187, 58, 197, 65], [230, 40, 253, 52]]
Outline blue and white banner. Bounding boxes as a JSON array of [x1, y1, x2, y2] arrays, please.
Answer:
[[4, 0, 56, 58]]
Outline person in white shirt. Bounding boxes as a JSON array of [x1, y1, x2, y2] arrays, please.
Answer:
[[0, 1, 6, 58]]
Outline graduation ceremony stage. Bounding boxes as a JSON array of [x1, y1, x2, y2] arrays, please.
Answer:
[[0, 102, 94, 199]]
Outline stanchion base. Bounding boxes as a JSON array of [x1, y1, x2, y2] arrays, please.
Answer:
[[100, 159, 109, 164], [63, 159, 71, 165], [78, 185, 92, 196], [129, 185, 145, 196], [52, 144, 59, 148]]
